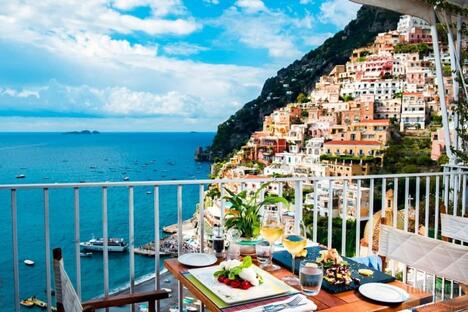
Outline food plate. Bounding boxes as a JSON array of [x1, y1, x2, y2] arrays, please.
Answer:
[[178, 253, 217, 267], [358, 283, 410, 303], [188, 265, 296, 304]]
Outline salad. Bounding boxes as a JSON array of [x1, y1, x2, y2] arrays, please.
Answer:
[[316, 249, 352, 285], [213, 256, 263, 290]]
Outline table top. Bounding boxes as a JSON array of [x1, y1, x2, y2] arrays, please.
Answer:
[[164, 258, 433, 312]]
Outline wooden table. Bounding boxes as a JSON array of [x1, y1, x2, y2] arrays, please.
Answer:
[[165, 258, 433, 312]]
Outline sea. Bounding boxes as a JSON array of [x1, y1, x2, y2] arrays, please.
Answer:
[[0, 132, 214, 311]]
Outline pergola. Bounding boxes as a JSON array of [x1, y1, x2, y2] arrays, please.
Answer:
[[351, 0, 467, 164]]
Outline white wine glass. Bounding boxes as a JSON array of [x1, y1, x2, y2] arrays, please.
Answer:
[[260, 208, 283, 271], [282, 219, 307, 286]]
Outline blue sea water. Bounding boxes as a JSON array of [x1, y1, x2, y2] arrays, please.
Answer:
[[0, 132, 214, 311]]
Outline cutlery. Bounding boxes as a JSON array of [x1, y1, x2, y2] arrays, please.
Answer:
[[262, 295, 303, 311]]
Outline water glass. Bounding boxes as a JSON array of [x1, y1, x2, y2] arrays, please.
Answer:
[[255, 240, 271, 267], [226, 241, 241, 260], [299, 260, 323, 296]]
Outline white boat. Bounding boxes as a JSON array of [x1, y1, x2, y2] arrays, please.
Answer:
[[16, 174, 26, 179], [24, 259, 35, 266], [123, 176, 130, 181], [80, 237, 128, 252], [80, 252, 93, 257]]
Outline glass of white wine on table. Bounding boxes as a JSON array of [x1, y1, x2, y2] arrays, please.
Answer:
[[282, 219, 307, 286], [260, 208, 283, 271]]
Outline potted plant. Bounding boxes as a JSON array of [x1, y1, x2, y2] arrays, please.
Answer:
[[224, 183, 289, 254]]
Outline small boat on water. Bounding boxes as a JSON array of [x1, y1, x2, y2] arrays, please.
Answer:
[[80, 252, 92, 257], [16, 174, 26, 179], [31, 297, 47, 308], [24, 259, 35, 266], [146, 191, 152, 195], [123, 176, 130, 181], [20, 297, 34, 307], [80, 237, 128, 252]]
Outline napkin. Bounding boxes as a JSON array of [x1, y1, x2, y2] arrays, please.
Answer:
[[241, 294, 317, 312]]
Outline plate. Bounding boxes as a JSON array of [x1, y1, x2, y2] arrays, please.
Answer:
[[359, 283, 410, 303], [178, 253, 217, 267], [188, 264, 297, 304]]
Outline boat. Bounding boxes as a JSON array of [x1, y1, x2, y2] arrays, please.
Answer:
[[80, 237, 128, 252], [80, 252, 92, 257], [24, 259, 35, 266], [31, 297, 47, 308], [123, 176, 130, 181], [16, 174, 26, 179], [146, 191, 152, 195], [20, 297, 34, 307]]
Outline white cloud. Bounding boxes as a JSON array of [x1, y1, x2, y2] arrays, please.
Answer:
[[203, 0, 220, 5], [0, 1, 199, 38], [163, 42, 208, 56], [112, 0, 187, 16], [235, 0, 267, 13], [319, 0, 360, 28], [299, 0, 313, 3], [0, 82, 244, 119], [212, 6, 305, 59]]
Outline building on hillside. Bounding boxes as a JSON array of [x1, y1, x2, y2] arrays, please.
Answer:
[[400, 92, 427, 130], [305, 180, 370, 219], [323, 160, 371, 176], [375, 98, 401, 120], [431, 127, 446, 161], [322, 140, 383, 158], [403, 27, 432, 44], [304, 138, 324, 163], [341, 80, 404, 101], [397, 15, 430, 34]]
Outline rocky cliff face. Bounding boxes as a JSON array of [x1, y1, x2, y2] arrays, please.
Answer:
[[208, 5, 400, 161]]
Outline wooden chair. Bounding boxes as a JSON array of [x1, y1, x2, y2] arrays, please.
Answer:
[[53, 248, 169, 312]]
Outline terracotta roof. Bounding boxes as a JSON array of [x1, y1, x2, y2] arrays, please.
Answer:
[[324, 140, 381, 146]]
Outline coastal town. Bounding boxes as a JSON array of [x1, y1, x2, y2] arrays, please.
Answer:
[[151, 14, 465, 258]]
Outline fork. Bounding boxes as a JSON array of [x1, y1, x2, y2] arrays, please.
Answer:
[[262, 295, 304, 311]]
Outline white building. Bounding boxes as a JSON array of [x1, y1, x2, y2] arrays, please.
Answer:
[[400, 92, 427, 130], [341, 80, 404, 101], [304, 138, 324, 164], [375, 98, 401, 120], [397, 15, 430, 34], [305, 180, 370, 219]]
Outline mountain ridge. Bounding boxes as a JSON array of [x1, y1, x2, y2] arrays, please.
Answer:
[[208, 5, 401, 161]]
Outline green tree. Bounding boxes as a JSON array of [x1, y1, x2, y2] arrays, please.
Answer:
[[296, 92, 308, 103]]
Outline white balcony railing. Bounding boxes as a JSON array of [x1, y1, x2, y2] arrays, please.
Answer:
[[1, 166, 467, 312]]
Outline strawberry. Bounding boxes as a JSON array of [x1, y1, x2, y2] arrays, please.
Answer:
[[230, 280, 241, 288], [218, 276, 226, 283], [225, 279, 231, 286], [241, 280, 252, 290]]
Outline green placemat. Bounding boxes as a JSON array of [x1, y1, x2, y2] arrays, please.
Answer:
[[184, 273, 229, 308]]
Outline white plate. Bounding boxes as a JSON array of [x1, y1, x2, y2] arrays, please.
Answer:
[[359, 283, 410, 303], [188, 265, 297, 304], [178, 253, 217, 267]]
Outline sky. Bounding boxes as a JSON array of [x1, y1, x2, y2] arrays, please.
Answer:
[[0, 0, 360, 132]]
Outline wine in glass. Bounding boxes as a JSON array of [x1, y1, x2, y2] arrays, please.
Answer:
[[282, 219, 307, 286], [260, 208, 283, 271]]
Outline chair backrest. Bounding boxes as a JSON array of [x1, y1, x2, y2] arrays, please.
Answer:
[[53, 248, 83, 312], [440, 213, 468, 242], [378, 225, 468, 284]]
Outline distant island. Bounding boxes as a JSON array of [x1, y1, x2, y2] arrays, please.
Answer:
[[63, 130, 100, 135]]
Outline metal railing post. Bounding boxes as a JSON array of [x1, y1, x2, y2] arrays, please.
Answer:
[[44, 188, 52, 312], [341, 180, 348, 256], [102, 187, 109, 306], [312, 180, 318, 243], [74, 187, 81, 299], [368, 179, 374, 256], [199, 184, 205, 252], [294, 180, 303, 234], [128, 186, 135, 312], [154, 185, 161, 312], [177, 185, 183, 312], [11, 189, 20, 312], [355, 180, 361, 257]]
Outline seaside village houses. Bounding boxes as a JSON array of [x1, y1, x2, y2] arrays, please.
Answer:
[[205, 14, 463, 245]]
